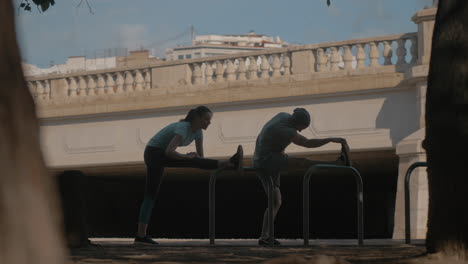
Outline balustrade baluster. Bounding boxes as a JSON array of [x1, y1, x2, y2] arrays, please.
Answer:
[[330, 47, 341, 71], [96, 74, 106, 95], [271, 54, 282, 77], [260, 55, 270, 79], [343, 46, 353, 69], [316, 48, 327, 72], [115, 72, 124, 94], [106, 73, 116, 94], [27, 81, 36, 96], [383, 41, 393, 65], [88, 76, 96, 96], [134, 70, 144, 91], [356, 44, 366, 69], [397, 39, 407, 65], [192, 63, 202, 85], [144, 69, 151, 89], [248, 56, 258, 80], [215, 61, 225, 83], [35, 81, 44, 100], [68, 77, 77, 97], [205, 63, 214, 84], [369, 42, 380, 67], [43, 80, 50, 100], [410, 38, 418, 64], [283, 53, 291, 75], [78, 76, 87, 97], [124, 71, 134, 91], [226, 59, 236, 81], [237, 58, 247, 80]]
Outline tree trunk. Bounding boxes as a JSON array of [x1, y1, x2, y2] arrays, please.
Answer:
[[0, 0, 67, 263], [425, 0, 468, 254]]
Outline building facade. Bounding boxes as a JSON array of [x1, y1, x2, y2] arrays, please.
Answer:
[[166, 32, 288, 61]]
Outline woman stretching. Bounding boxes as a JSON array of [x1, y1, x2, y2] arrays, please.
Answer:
[[135, 106, 243, 245]]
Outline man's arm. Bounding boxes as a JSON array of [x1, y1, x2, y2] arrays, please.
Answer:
[[292, 134, 347, 148]]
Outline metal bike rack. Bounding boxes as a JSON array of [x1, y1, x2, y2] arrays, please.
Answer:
[[303, 164, 364, 246], [209, 167, 275, 246], [404, 161, 427, 244]]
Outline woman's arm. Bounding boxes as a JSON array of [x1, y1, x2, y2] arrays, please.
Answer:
[[165, 134, 195, 160], [195, 138, 204, 158]]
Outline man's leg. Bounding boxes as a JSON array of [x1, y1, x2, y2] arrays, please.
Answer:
[[260, 185, 281, 240], [257, 170, 281, 243]]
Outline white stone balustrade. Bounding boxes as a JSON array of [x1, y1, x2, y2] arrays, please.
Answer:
[[25, 32, 417, 102], [27, 79, 51, 101], [183, 32, 417, 85], [26, 67, 152, 101], [299, 33, 418, 73], [188, 52, 293, 85]]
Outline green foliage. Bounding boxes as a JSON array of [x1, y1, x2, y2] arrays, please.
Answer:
[[19, 0, 55, 12]]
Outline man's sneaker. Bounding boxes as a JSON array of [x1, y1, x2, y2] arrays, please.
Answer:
[[134, 235, 159, 245], [258, 238, 281, 246], [229, 145, 243, 172]]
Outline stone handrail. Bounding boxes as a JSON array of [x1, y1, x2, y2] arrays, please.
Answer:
[[184, 32, 417, 85], [26, 32, 417, 102], [27, 67, 152, 101]]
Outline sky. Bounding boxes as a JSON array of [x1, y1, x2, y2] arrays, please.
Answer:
[[14, 0, 433, 67]]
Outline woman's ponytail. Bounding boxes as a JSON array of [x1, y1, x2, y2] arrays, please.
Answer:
[[180, 106, 212, 122]]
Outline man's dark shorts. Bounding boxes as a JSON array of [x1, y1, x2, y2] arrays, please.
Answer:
[[255, 152, 288, 191]]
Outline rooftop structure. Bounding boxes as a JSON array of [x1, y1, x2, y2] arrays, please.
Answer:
[[166, 32, 289, 61], [23, 50, 159, 77]]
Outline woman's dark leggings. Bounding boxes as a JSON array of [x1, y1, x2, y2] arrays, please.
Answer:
[[138, 146, 219, 224]]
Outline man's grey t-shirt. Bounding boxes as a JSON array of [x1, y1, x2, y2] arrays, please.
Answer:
[[147, 121, 203, 150], [253, 112, 298, 169]]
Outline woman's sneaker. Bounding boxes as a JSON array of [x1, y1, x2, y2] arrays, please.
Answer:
[[229, 145, 244, 172], [134, 235, 159, 245]]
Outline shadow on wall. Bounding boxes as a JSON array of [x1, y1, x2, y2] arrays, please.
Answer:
[[375, 83, 420, 146]]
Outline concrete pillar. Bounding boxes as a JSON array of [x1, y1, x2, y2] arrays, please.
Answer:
[[412, 7, 437, 65], [393, 128, 428, 239], [151, 64, 192, 88], [291, 50, 316, 74], [49, 78, 69, 100]]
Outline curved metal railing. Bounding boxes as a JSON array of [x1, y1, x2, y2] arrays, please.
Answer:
[[209, 167, 275, 246], [303, 164, 364, 246]]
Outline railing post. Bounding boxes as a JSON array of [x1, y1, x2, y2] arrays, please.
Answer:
[[412, 7, 436, 65], [352, 166, 364, 246], [303, 167, 313, 246], [404, 161, 428, 244], [209, 168, 224, 245], [291, 50, 316, 74]]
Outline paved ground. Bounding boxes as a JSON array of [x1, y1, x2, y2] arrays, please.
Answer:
[[69, 239, 428, 264]]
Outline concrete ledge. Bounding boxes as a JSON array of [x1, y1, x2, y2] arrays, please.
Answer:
[[37, 71, 406, 120]]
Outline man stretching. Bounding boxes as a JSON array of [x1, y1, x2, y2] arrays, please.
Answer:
[[254, 108, 351, 245]]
